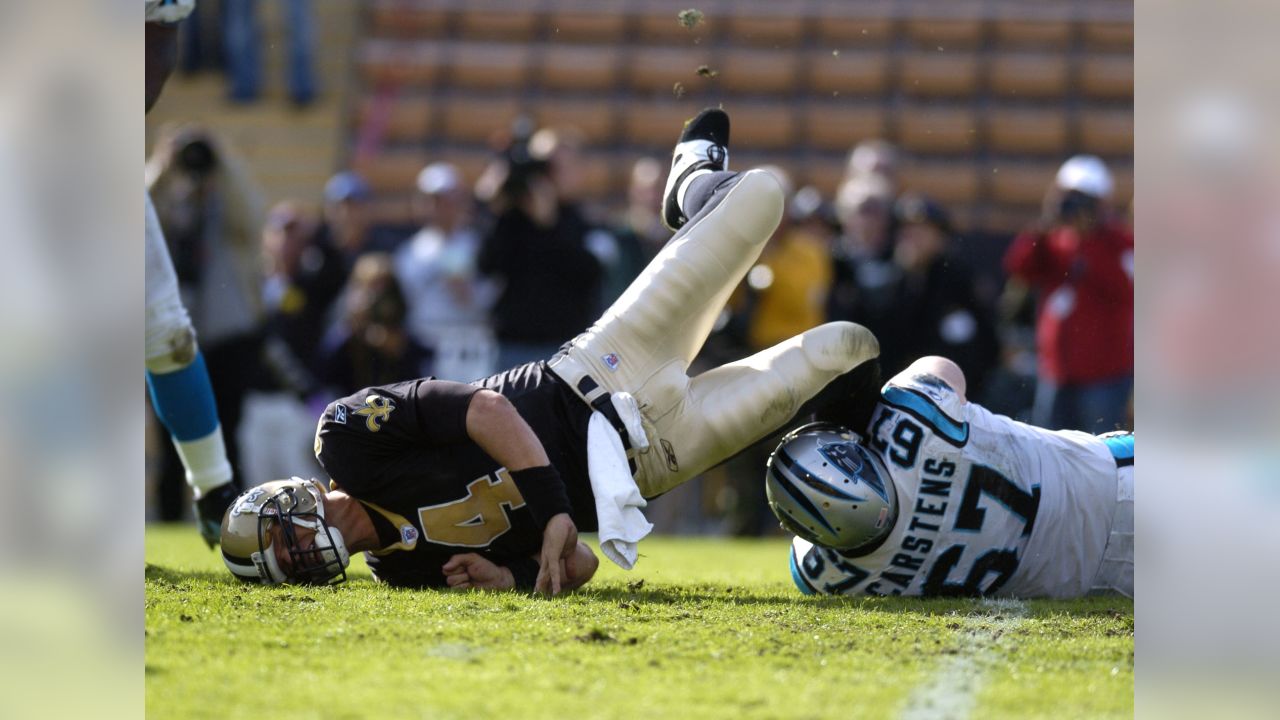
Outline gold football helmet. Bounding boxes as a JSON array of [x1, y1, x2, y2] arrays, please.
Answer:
[[220, 478, 350, 585]]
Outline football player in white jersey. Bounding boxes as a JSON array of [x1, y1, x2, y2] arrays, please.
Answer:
[[146, 0, 241, 545], [773, 355, 1133, 599]]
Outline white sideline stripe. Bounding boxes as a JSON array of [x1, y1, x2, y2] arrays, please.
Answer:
[[899, 599, 1029, 720]]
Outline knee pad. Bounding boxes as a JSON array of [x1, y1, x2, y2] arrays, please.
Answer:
[[801, 322, 880, 374], [146, 324, 199, 374]]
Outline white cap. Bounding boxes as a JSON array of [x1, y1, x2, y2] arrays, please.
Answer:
[[416, 162, 461, 195], [1055, 155, 1113, 198]]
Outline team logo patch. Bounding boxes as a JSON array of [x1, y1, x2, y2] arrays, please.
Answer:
[[400, 525, 419, 545], [334, 404, 348, 424], [602, 352, 621, 372], [354, 394, 395, 432]]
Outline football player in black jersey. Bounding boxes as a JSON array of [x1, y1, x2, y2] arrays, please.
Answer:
[[221, 109, 882, 595]]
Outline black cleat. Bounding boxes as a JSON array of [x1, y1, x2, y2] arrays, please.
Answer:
[[194, 480, 241, 549], [661, 108, 731, 231]]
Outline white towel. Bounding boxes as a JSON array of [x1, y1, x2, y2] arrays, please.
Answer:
[[587, 407, 653, 570]]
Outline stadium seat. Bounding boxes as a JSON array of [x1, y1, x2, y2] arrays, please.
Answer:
[[799, 156, 847, 196], [986, 107, 1069, 156], [718, 48, 801, 95], [896, 106, 979, 153], [899, 160, 982, 205], [990, 14, 1072, 50], [988, 161, 1057, 206], [899, 52, 980, 98], [624, 102, 703, 148], [802, 103, 887, 152], [439, 96, 523, 144], [1078, 108, 1134, 156], [629, 47, 717, 94], [531, 98, 619, 145], [446, 42, 532, 91], [455, 2, 539, 42], [351, 150, 431, 194], [724, 0, 807, 47], [368, 0, 450, 38], [356, 95, 433, 144], [988, 53, 1070, 99], [359, 41, 443, 88], [547, 3, 628, 43], [903, 7, 985, 49], [1080, 55, 1134, 100], [808, 49, 889, 97], [811, 0, 896, 46], [1082, 19, 1134, 51], [1109, 163, 1134, 207], [540, 45, 622, 92], [729, 103, 799, 150]]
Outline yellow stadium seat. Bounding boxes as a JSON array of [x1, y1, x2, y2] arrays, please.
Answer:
[[540, 45, 622, 92], [725, 0, 807, 47], [368, 0, 450, 38], [439, 96, 523, 145], [799, 157, 847, 196], [899, 161, 982, 205], [719, 49, 801, 95], [809, 49, 889, 97], [624, 102, 703, 148], [447, 42, 532, 91], [547, 3, 628, 43], [990, 14, 1072, 50], [903, 8, 985, 49], [1080, 55, 1134, 100], [351, 150, 430, 194], [629, 47, 717, 94], [359, 41, 443, 87], [531, 98, 619, 145], [899, 52, 980, 98], [1082, 19, 1134, 51], [455, 3, 539, 42], [802, 104, 887, 152], [987, 162, 1057, 206], [729, 103, 799, 150], [988, 53, 1070, 99], [1078, 108, 1134, 156], [355, 96, 433, 143], [896, 106, 979, 154], [812, 0, 896, 46], [986, 107, 1069, 156]]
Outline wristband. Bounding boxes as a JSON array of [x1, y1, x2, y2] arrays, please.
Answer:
[[506, 556, 540, 590], [510, 465, 573, 528]]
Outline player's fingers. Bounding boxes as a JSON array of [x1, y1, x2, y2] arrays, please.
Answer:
[[442, 554, 469, 573], [445, 572, 469, 587], [449, 581, 471, 591]]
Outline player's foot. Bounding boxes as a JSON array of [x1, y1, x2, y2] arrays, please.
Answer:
[[194, 480, 241, 548], [661, 108, 730, 231]]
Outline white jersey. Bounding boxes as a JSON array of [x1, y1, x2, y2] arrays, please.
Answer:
[[790, 368, 1130, 598], [146, 0, 196, 24]]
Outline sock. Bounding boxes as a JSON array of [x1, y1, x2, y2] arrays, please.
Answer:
[[680, 170, 738, 221], [146, 351, 233, 495]]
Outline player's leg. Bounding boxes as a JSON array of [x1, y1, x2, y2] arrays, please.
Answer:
[[553, 110, 784, 419], [634, 321, 880, 498], [145, 192, 238, 545]]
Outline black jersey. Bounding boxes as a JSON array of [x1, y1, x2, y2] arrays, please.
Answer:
[[314, 361, 594, 588]]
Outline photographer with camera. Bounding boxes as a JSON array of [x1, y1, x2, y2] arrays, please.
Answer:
[[478, 123, 608, 369], [1003, 155, 1134, 433]]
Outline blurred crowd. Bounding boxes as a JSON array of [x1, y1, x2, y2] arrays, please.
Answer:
[[145, 121, 1133, 534], [176, 0, 317, 106]]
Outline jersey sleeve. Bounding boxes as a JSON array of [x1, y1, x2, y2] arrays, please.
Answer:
[[879, 368, 970, 447], [315, 379, 479, 492]]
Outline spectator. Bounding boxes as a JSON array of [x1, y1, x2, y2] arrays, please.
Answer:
[[845, 138, 900, 191], [827, 173, 900, 340], [478, 129, 607, 368], [605, 157, 671, 304], [238, 201, 335, 487], [394, 162, 498, 382], [884, 194, 1000, 395], [1003, 155, 1134, 433], [146, 125, 265, 520], [318, 253, 432, 394], [223, 0, 316, 105]]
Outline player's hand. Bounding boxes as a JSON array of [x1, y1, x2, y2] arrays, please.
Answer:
[[442, 554, 515, 591], [193, 481, 240, 549], [535, 513, 578, 597]]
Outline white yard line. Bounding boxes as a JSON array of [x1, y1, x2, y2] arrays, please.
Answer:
[[899, 599, 1029, 720]]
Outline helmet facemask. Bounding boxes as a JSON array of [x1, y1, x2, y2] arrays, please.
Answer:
[[256, 483, 350, 586]]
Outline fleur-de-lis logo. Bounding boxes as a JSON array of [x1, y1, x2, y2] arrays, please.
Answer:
[[353, 394, 395, 432]]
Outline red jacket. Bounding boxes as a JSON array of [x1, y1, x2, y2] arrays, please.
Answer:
[[1004, 222, 1134, 383]]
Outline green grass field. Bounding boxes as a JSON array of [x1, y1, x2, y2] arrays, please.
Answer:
[[146, 524, 1132, 719]]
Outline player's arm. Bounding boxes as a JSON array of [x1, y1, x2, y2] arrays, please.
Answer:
[[460, 389, 579, 596], [442, 542, 598, 592], [902, 356, 968, 402]]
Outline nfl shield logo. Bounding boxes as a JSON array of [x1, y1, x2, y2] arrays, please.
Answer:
[[602, 353, 621, 371], [401, 525, 419, 545]]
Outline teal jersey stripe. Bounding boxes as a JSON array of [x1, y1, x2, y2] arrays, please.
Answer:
[[881, 386, 969, 446], [1102, 433, 1134, 464]]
